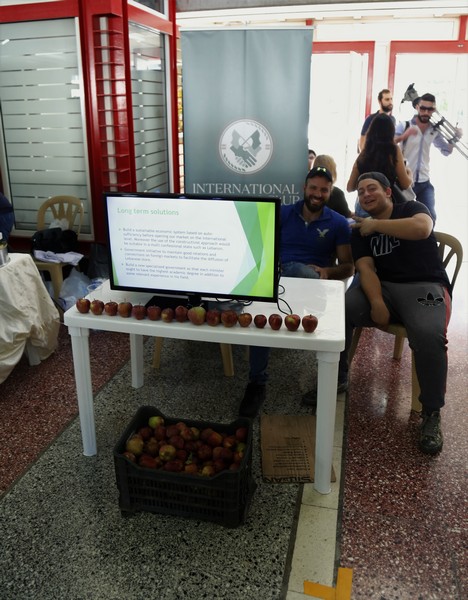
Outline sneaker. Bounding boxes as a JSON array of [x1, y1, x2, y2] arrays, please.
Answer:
[[337, 377, 348, 394], [300, 388, 317, 408], [301, 375, 348, 407], [419, 411, 443, 455], [238, 383, 266, 418]]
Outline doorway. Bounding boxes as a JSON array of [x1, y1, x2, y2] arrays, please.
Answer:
[[308, 47, 371, 208]]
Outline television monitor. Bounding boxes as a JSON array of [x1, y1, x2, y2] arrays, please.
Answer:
[[103, 192, 281, 308]]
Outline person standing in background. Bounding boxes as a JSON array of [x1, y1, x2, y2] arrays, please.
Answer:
[[348, 114, 413, 216], [395, 93, 462, 221], [308, 148, 316, 171], [0, 192, 15, 243], [359, 89, 395, 151]]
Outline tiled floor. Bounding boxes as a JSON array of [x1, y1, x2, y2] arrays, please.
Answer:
[[1, 201, 467, 599]]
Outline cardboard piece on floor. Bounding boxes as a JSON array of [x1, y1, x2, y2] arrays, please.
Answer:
[[260, 414, 336, 483]]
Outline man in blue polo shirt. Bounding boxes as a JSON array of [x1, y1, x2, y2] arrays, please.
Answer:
[[238, 166, 354, 417]]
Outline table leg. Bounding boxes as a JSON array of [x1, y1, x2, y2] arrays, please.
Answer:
[[314, 351, 339, 494], [130, 333, 144, 388], [25, 340, 41, 366], [69, 326, 97, 456]]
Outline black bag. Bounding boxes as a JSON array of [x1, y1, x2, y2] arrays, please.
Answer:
[[86, 243, 109, 279], [31, 227, 78, 254]]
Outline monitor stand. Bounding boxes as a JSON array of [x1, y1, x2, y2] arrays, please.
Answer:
[[145, 293, 203, 310]]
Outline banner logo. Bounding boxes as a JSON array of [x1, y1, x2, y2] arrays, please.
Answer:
[[219, 119, 273, 174]]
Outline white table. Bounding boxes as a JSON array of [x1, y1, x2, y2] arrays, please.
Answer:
[[0, 253, 60, 383], [64, 277, 345, 494]]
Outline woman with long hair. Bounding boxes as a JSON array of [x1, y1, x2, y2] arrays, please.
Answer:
[[347, 113, 412, 197]]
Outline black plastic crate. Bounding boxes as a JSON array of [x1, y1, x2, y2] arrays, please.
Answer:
[[114, 406, 256, 527]]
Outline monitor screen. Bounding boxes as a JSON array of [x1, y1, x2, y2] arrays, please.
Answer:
[[103, 192, 281, 306]]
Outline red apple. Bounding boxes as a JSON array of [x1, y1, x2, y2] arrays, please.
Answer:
[[165, 424, 180, 438], [207, 430, 223, 447], [206, 309, 221, 326], [147, 305, 162, 321], [235, 427, 247, 442], [163, 459, 184, 472], [212, 446, 225, 461], [138, 454, 158, 469], [233, 450, 244, 464], [197, 444, 213, 461], [223, 435, 237, 450], [76, 298, 90, 314], [138, 426, 153, 441], [179, 427, 194, 441], [184, 463, 199, 475], [122, 451, 136, 463], [161, 307, 174, 322], [285, 314, 301, 331], [132, 304, 147, 320], [219, 447, 233, 461], [90, 299, 104, 315], [238, 313, 252, 328], [200, 427, 214, 441], [187, 306, 206, 325], [212, 458, 226, 473], [118, 301, 133, 318], [268, 313, 283, 330], [200, 464, 215, 477], [169, 435, 185, 449], [125, 435, 144, 456], [175, 305, 188, 322], [153, 425, 166, 441], [104, 301, 118, 316], [143, 438, 159, 457], [159, 444, 177, 462], [302, 314, 318, 333], [254, 314, 267, 329], [221, 310, 238, 328]]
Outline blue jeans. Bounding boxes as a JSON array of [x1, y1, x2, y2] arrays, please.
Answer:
[[0, 211, 15, 242], [249, 265, 320, 383], [281, 262, 320, 279], [413, 181, 436, 221], [248, 346, 271, 384]]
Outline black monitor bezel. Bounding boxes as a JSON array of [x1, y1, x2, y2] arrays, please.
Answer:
[[103, 191, 281, 305]]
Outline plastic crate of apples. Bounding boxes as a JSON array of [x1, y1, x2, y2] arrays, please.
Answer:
[[113, 406, 256, 527]]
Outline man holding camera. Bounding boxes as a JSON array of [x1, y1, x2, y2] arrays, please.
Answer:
[[396, 93, 462, 221]]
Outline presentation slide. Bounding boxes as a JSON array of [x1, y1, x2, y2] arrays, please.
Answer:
[[106, 195, 277, 298]]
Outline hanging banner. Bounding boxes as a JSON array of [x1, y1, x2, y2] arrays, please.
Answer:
[[181, 29, 313, 205]]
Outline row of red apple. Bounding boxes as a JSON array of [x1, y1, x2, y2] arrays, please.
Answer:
[[123, 414, 249, 476], [75, 298, 318, 332]]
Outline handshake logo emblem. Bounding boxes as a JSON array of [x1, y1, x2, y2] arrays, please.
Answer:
[[219, 119, 273, 174]]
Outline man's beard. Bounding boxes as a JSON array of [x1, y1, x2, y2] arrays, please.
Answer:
[[304, 197, 325, 213], [382, 105, 393, 113]]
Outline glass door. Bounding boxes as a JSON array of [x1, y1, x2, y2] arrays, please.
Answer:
[[308, 50, 369, 207]]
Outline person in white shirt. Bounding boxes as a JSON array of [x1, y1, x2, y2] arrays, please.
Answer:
[[395, 93, 461, 221]]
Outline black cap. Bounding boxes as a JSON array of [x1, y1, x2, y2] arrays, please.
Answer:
[[306, 166, 333, 182], [357, 171, 391, 188]]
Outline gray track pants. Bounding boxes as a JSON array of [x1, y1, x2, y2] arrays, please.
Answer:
[[339, 281, 451, 412]]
